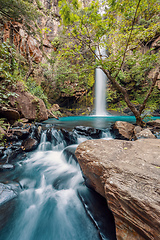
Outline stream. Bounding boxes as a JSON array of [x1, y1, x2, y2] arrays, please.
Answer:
[[0, 118, 119, 240]]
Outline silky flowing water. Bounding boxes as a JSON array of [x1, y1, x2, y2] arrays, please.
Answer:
[[0, 118, 118, 240]]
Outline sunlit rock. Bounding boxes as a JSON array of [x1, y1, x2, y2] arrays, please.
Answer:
[[75, 139, 160, 240]]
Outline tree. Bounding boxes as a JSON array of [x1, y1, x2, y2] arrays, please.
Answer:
[[59, 0, 160, 126]]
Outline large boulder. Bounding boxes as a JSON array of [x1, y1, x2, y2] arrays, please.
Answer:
[[9, 82, 48, 121], [75, 139, 160, 240], [111, 121, 135, 140]]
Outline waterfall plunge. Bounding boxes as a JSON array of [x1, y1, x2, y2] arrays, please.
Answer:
[[95, 47, 108, 116]]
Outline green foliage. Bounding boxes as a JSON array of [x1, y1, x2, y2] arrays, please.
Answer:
[[35, 0, 44, 10], [51, 37, 60, 49], [0, 118, 9, 145], [51, 110, 62, 117], [26, 78, 51, 108], [0, 41, 50, 109], [115, 49, 160, 106], [0, 41, 19, 105], [0, 0, 40, 31], [58, 0, 160, 115]]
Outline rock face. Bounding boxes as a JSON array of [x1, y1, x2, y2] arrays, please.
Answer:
[[9, 82, 48, 121], [75, 139, 160, 240]]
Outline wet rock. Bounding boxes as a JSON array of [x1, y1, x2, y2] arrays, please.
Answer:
[[6, 134, 19, 142], [78, 187, 116, 240], [0, 151, 3, 158], [61, 129, 77, 145], [135, 128, 156, 140], [74, 126, 102, 138], [22, 137, 38, 152], [5, 146, 23, 162], [46, 128, 63, 145], [111, 121, 135, 140], [31, 125, 42, 142], [75, 139, 160, 240], [12, 129, 30, 139]]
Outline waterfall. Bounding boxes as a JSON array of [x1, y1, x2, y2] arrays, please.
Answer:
[[94, 47, 108, 116]]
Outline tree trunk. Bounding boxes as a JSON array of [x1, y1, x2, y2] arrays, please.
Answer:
[[102, 67, 159, 127]]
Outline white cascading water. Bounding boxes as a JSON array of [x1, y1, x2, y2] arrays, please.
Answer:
[[94, 0, 109, 116], [95, 47, 108, 116], [0, 128, 116, 240]]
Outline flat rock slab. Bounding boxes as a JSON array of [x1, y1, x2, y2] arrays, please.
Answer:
[[75, 139, 160, 240]]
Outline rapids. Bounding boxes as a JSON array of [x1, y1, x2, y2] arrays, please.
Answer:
[[0, 124, 116, 240]]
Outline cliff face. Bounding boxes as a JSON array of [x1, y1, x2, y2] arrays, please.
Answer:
[[0, 0, 60, 63]]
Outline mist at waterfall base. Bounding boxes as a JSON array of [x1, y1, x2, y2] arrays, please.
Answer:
[[0, 126, 116, 240]]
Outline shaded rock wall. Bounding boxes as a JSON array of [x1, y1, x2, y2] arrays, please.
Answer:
[[75, 139, 160, 240]]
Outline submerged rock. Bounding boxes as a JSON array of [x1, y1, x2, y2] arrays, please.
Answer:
[[0, 182, 20, 230], [75, 139, 160, 240], [61, 129, 77, 145], [46, 128, 63, 145]]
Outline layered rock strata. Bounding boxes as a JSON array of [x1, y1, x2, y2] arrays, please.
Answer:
[[75, 139, 160, 240]]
